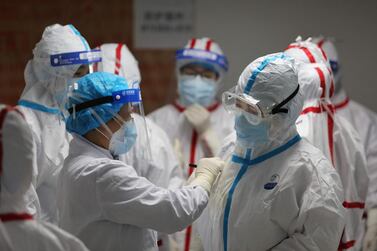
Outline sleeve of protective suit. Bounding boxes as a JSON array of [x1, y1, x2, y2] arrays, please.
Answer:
[[270, 159, 345, 251], [96, 161, 209, 234]]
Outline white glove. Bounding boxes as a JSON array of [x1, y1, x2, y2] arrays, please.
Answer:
[[189, 157, 225, 193], [184, 104, 220, 156], [184, 104, 210, 134], [201, 129, 221, 157], [363, 208, 377, 251]]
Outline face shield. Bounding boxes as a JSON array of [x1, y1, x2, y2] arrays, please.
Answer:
[[223, 84, 300, 125], [66, 82, 151, 159], [50, 49, 102, 110]]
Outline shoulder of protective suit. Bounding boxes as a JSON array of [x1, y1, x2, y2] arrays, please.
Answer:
[[292, 138, 334, 171], [281, 139, 342, 197], [17, 106, 43, 138]]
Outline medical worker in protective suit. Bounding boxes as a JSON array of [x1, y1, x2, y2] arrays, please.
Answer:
[[148, 37, 234, 250], [17, 24, 100, 223], [94, 43, 185, 250], [94, 43, 184, 190], [57, 72, 224, 251], [196, 53, 345, 251], [285, 38, 369, 250], [311, 37, 377, 251], [0, 104, 89, 251]]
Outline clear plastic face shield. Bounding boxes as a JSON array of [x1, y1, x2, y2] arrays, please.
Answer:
[[223, 84, 300, 125], [50, 49, 102, 111], [66, 86, 152, 159]]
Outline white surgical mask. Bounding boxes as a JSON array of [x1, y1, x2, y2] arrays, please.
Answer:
[[109, 119, 137, 156], [178, 75, 217, 107]]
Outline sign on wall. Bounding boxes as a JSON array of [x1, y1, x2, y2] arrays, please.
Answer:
[[134, 0, 194, 49]]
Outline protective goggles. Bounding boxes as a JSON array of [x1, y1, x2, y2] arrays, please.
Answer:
[[50, 49, 102, 67], [222, 84, 300, 124]]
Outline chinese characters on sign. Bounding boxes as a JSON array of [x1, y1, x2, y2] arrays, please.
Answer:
[[134, 0, 194, 49]]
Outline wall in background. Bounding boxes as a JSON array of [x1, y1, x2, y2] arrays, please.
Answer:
[[0, 0, 176, 113], [1, 0, 376, 113], [194, 0, 377, 112]]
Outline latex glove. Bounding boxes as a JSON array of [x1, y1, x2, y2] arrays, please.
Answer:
[[184, 104, 210, 134], [363, 208, 377, 251], [189, 157, 224, 193]]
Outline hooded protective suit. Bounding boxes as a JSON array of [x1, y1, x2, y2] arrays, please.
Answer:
[[0, 105, 89, 251], [196, 53, 345, 251], [148, 38, 234, 251], [312, 36, 377, 251], [94, 43, 184, 190], [17, 24, 92, 223], [57, 72, 224, 251], [293, 62, 368, 251], [94, 43, 185, 250]]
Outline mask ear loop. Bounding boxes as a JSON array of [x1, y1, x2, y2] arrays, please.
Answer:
[[271, 84, 300, 114]]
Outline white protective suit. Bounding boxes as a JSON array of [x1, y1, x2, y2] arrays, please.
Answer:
[[57, 134, 210, 251], [148, 37, 234, 251], [294, 62, 368, 251], [94, 43, 185, 250], [197, 53, 345, 251], [0, 221, 13, 251], [17, 24, 92, 223], [94, 43, 184, 190], [312, 36, 377, 251], [0, 105, 88, 251], [312, 37, 377, 210]]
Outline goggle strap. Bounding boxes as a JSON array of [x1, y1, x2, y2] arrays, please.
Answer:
[[68, 96, 113, 114], [271, 84, 300, 114]]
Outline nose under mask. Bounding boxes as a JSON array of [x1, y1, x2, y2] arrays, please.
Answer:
[[178, 75, 218, 107]]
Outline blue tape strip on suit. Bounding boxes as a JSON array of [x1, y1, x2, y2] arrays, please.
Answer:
[[68, 24, 90, 50], [243, 53, 287, 94], [222, 134, 301, 251], [18, 100, 60, 114]]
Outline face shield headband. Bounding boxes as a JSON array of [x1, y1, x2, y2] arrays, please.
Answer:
[[67, 88, 141, 115], [50, 49, 102, 67]]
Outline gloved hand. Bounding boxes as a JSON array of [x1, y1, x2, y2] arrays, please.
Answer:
[[184, 104, 210, 134], [363, 208, 377, 251], [184, 104, 220, 156], [189, 157, 225, 193]]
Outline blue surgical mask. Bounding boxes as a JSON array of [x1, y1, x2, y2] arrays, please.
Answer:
[[178, 75, 217, 107], [234, 114, 269, 148], [109, 119, 137, 156]]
